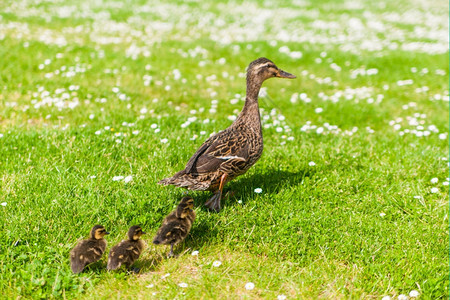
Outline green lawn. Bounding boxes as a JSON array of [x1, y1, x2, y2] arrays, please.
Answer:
[[0, 0, 448, 299]]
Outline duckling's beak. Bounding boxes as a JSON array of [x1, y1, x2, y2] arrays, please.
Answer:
[[141, 231, 147, 235], [105, 232, 110, 235], [277, 69, 296, 79]]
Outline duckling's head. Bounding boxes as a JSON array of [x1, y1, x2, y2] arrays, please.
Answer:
[[247, 57, 296, 83], [128, 225, 146, 241], [175, 196, 195, 218], [90, 225, 110, 240]]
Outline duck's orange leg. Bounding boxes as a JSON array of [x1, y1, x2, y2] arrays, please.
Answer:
[[204, 173, 228, 212]]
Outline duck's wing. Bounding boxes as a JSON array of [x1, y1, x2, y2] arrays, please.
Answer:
[[70, 249, 87, 273], [185, 130, 249, 174], [70, 241, 90, 273]]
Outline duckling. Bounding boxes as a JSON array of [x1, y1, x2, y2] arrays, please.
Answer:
[[159, 58, 296, 212], [70, 225, 109, 274], [153, 196, 196, 257], [107, 225, 146, 271]]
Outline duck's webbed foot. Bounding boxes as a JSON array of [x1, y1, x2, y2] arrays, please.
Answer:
[[204, 190, 222, 212], [204, 173, 227, 212]]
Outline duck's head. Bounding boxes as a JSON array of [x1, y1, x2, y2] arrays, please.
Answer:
[[175, 196, 195, 218], [128, 225, 146, 241], [247, 57, 296, 82], [90, 225, 110, 240]]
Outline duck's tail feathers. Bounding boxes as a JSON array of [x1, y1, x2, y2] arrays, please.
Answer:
[[158, 170, 209, 190]]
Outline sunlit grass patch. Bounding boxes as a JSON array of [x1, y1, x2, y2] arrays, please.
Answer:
[[0, 0, 448, 298]]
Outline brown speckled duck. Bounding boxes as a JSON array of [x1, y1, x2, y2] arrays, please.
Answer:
[[153, 196, 196, 257], [159, 58, 296, 212], [70, 225, 109, 274]]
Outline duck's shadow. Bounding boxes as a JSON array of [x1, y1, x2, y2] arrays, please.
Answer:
[[233, 168, 312, 195], [184, 219, 218, 248], [85, 261, 107, 274], [192, 168, 313, 210], [143, 168, 312, 261], [134, 254, 164, 272]]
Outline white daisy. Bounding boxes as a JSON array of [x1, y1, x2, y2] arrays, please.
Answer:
[[245, 282, 255, 290]]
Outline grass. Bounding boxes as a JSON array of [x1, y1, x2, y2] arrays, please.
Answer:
[[0, 0, 448, 299]]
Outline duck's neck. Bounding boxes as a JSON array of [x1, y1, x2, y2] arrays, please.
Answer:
[[235, 75, 263, 127], [246, 74, 263, 102]]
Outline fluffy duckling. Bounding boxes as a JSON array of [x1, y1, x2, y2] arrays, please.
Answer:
[[70, 225, 109, 274], [107, 225, 146, 271], [153, 196, 196, 257]]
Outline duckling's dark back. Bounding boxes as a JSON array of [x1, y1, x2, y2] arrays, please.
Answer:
[[70, 225, 108, 274], [153, 207, 196, 246], [107, 226, 146, 270], [107, 240, 144, 270]]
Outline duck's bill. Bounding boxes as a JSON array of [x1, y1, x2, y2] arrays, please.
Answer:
[[105, 232, 110, 235], [278, 70, 296, 79]]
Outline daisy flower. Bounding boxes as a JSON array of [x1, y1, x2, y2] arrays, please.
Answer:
[[245, 282, 255, 290]]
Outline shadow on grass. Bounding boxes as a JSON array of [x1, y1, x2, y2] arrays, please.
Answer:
[[191, 168, 313, 211], [185, 219, 219, 246], [151, 168, 311, 255], [135, 255, 164, 273], [85, 261, 108, 274]]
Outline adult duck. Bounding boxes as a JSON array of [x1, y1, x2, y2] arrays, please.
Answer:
[[159, 58, 296, 212]]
